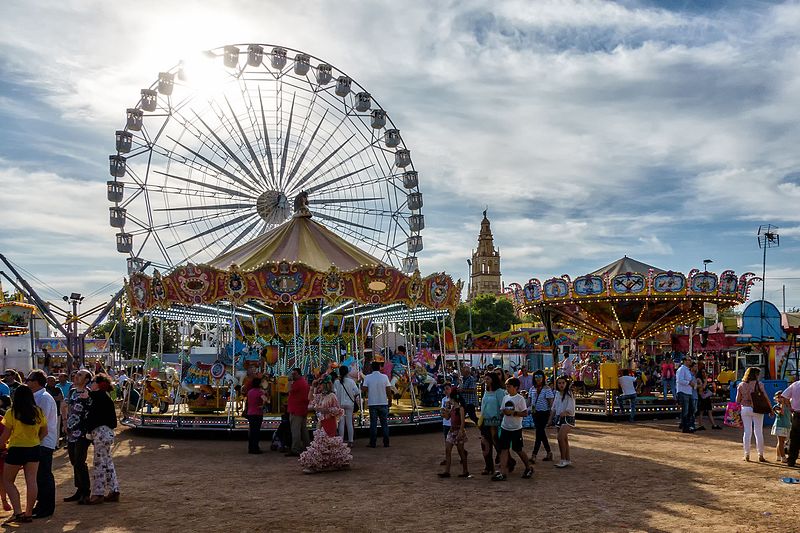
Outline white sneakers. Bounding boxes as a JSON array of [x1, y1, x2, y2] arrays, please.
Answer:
[[555, 460, 572, 468]]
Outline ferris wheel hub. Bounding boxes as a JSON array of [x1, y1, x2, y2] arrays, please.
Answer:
[[256, 190, 290, 224]]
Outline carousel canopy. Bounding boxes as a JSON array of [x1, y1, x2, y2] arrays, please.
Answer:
[[591, 256, 663, 277], [507, 261, 760, 341], [208, 210, 386, 272]]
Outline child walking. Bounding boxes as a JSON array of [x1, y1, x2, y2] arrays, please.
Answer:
[[438, 391, 470, 478], [549, 377, 576, 468], [771, 390, 791, 462]]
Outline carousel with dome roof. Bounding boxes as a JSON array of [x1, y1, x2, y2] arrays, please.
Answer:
[[107, 43, 462, 431], [507, 256, 759, 418]]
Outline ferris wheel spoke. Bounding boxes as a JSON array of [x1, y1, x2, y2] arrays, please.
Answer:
[[310, 210, 381, 234], [296, 135, 382, 193], [319, 175, 394, 196], [166, 138, 257, 194], [308, 197, 381, 205], [257, 87, 277, 187], [314, 203, 401, 218], [217, 216, 263, 256], [150, 228, 176, 267], [186, 214, 261, 262], [153, 170, 257, 199], [289, 134, 355, 193], [313, 216, 390, 254], [284, 110, 328, 190], [129, 208, 247, 235], [304, 164, 373, 195], [154, 202, 254, 212], [278, 93, 296, 189], [121, 182, 244, 201], [192, 112, 262, 190], [285, 112, 350, 196], [223, 95, 270, 189], [168, 212, 259, 249], [284, 84, 322, 185]]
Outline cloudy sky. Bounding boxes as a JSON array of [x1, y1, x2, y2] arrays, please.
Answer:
[[1, 0, 800, 315]]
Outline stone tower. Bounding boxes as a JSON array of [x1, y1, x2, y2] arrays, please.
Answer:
[[468, 210, 502, 301]]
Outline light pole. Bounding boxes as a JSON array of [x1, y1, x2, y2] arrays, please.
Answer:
[[63, 292, 84, 371]]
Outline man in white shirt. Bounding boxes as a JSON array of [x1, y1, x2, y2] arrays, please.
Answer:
[[780, 379, 800, 467], [675, 357, 696, 433], [617, 369, 638, 422], [362, 362, 395, 448], [27, 370, 58, 518], [560, 354, 574, 378], [491, 377, 533, 481]]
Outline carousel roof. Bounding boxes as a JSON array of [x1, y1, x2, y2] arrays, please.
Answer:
[[208, 211, 387, 272], [591, 256, 663, 277]]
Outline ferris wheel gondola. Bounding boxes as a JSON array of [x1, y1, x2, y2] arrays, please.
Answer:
[[107, 44, 424, 275]]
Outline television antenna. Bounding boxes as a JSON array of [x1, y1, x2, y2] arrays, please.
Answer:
[[757, 224, 780, 341]]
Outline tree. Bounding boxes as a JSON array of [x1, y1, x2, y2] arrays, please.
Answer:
[[94, 315, 181, 359], [453, 294, 520, 334]]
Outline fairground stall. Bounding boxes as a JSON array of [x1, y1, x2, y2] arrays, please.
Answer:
[[508, 256, 759, 419], [106, 43, 461, 431]]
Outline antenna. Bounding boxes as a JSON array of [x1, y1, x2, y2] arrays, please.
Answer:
[[756, 224, 779, 342]]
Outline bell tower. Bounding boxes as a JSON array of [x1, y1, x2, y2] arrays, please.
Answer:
[[468, 210, 502, 301]]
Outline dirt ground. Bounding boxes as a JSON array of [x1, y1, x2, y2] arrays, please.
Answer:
[[1, 419, 798, 533]]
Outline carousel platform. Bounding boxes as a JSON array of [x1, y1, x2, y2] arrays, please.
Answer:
[[121, 398, 443, 433], [575, 390, 728, 420]]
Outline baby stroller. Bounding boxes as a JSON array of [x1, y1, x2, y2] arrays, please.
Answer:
[[271, 412, 292, 453]]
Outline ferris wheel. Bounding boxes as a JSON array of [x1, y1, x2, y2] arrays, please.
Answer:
[[107, 44, 424, 275]]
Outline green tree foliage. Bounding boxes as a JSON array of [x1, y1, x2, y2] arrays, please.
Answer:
[[452, 294, 519, 334], [94, 315, 180, 358]]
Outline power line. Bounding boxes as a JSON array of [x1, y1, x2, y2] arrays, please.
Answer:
[[9, 260, 63, 299]]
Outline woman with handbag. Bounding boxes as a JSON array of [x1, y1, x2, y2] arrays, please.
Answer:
[[736, 367, 771, 462], [83, 373, 120, 504], [333, 366, 360, 447]]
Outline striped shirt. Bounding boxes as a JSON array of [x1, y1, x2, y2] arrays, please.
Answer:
[[528, 386, 554, 412]]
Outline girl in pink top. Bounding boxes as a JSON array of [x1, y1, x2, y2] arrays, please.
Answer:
[[438, 391, 469, 478]]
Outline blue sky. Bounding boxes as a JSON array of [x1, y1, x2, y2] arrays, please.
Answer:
[[1, 0, 799, 313]]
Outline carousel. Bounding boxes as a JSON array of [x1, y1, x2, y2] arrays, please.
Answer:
[[106, 43, 461, 431], [508, 256, 759, 419]]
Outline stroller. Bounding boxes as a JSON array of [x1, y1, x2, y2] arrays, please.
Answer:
[[271, 412, 292, 453]]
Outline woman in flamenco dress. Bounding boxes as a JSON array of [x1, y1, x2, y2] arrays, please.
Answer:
[[299, 375, 353, 474]]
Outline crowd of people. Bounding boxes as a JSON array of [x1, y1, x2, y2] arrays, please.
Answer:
[[0, 366, 120, 525], [249, 350, 799, 481]]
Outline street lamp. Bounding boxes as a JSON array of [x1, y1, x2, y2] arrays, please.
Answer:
[[702, 259, 713, 272], [63, 293, 84, 370]]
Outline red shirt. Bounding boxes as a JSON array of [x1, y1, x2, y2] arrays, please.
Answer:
[[246, 387, 264, 416], [287, 377, 310, 416], [661, 362, 675, 380]]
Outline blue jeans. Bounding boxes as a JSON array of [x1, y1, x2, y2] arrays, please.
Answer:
[[662, 377, 676, 401], [369, 405, 389, 447], [617, 394, 637, 421], [677, 392, 692, 431]]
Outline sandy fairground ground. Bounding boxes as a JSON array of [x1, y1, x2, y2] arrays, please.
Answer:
[[0, 418, 798, 533]]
